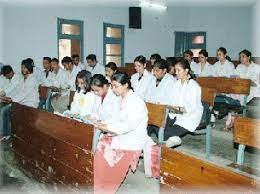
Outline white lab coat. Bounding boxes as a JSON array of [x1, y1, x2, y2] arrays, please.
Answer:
[[92, 86, 120, 122], [105, 90, 148, 150], [131, 69, 154, 100], [146, 73, 177, 105], [212, 60, 235, 77], [33, 66, 45, 84], [66, 65, 81, 91], [70, 90, 97, 117], [75, 62, 86, 70], [0, 75, 8, 92], [51, 68, 69, 89], [40, 71, 55, 87], [12, 74, 39, 108], [191, 62, 214, 77], [235, 62, 260, 101], [86, 62, 105, 76], [3, 74, 22, 98], [169, 79, 203, 132]]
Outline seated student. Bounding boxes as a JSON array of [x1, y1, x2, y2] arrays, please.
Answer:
[[130, 55, 154, 99], [105, 62, 117, 83], [235, 49, 260, 102], [92, 72, 148, 194], [51, 56, 80, 113], [85, 54, 105, 76], [212, 47, 235, 77], [150, 53, 161, 66], [184, 50, 198, 75], [0, 65, 22, 99], [72, 54, 85, 70], [64, 70, 96, 119], [26, 58, 44, 84], [50, 58, 68, 90], [166, 57, 177, 77], [163, 59, 203, 147], [196, 49, 214, 77], [146, 59, 176, 105], [0, 59, 39, 139], [40, 57, 54, 86], [0, 63, 8, 92]]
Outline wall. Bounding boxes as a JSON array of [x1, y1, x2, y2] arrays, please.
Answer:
[[252, 1, 260, 57], [2, 5, 253, 71]]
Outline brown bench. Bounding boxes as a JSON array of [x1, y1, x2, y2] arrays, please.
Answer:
[[160, 146, 259, 192], [11, 103, 94, 190]]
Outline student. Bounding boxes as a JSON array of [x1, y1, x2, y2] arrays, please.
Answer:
[[40, 57, 54, 86], [150, 53, 161, 66], [196, 49, 213, 77], [146, 59, 176, 105], [166, 57, 177, 77], [51, 56, 80, 113], [212, 47, 235, 77], [235, 49, 260, 102], [72, 54, 85, 70], [0, 59, 39, 138], [93, 72, 148, 194], [131, 55, 154, 99], [164, 59, 203, 147], [0, 63, 8, 93], [67, 70, 96, 118], [26, 57, 44, 84], [184, 50, 198, 75], [105, 62, 117, 83], [0, 65, 22, 99], [50, 58, 68, 90], [85, 54, 105, 76]]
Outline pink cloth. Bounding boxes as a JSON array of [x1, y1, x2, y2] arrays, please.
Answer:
[[94, 135, 141, 194]]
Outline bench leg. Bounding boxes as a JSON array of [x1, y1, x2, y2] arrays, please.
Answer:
[[92, 129, 101, 153], [206, 125, 212, 159], [242, 96, 248, 117], [158, 127, 165, 144], [237, 144, 246, 165]]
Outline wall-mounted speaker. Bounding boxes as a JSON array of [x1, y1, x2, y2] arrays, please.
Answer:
[[129, 7, 142, 29]]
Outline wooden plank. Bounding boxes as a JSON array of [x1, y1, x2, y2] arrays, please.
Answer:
[[233, 117, 260, 149], [160, 146, 259, 191], [146, 102, 167, 128], [197, 77, 251, 95], [201, 87, 216, 107]]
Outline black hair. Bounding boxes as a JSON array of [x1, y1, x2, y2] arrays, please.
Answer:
[[2, 65, 13, 76], [150, 53, 161, 61], [217, 47, 232, 62], [43, 57, 51, 63], [175, 58, 196, 80], [134, 55, 146, 65], [22, 58, 34, 73], [91, 74, 109, 88], [51, 58, 59, 63], [86, 54, 97, 61], [184, 50, 194, 57], [153, 59, 168, 70], [166, 57, 177, 67], [199, 49, 208, 58], [75, 70, 92, 94], [239, 49, 252, 62], [26, 58, 35, 66], [105, 62, 118, 72], [72, 54, 80, 58], [111, 72, 132, 89], [61, 56, 72, 64]]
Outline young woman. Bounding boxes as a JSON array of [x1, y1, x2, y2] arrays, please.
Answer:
[[66, 70, 96, 118], [212, 47, 235, 77], [184, 50, 198, 74], [164, 59, 203, 147], [130, 55, 154, 99], [105, 62, 117, 83], [93, 72, 148, 194], [150, 53, 161, 66], [166, 57, 177, 77], [235, 49, 260, 102], [146, 59, 176, 105], [193, 49, 213, 77]]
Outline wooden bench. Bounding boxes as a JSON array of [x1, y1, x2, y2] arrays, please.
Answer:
[[160, 146, 259, 191], [11, 103, 94, 190], [197, 77, 251, 116]]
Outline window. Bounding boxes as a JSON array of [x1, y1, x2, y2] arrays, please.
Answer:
[[175, 32, 206, 57], [57, 18, 84, 63], [103, 23, 124, 67]]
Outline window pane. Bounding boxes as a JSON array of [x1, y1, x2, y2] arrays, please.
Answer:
[[62, 24, 80, 35], [59, 39, 81, 63], [106, 44, 121, 55], [106, 27, 122, 38], [191, 49, 201, 57], [192, 35, 204, 44], [106, 56, 121, 66]]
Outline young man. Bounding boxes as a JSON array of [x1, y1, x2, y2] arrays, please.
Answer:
[[0, 59, 39, 140], [72, 54, 85, 70], [0, 62, 8, 91], [40, 57, 54, 86], [85, 54, 105, 76]]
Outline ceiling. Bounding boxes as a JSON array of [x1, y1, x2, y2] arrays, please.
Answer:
[[0, 0, 256, 7]]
